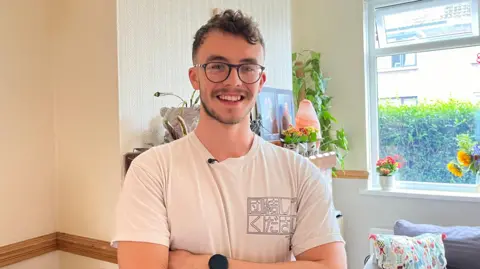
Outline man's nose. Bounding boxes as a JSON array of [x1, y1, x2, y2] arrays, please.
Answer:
[[224, 67, 243, 87]]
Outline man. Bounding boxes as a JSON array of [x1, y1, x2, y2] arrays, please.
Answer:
[[113, 9, 347, 269]]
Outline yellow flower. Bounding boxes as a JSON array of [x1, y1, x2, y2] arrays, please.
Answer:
[[447, 162, 463, 177], [457, 151, 472, 166]]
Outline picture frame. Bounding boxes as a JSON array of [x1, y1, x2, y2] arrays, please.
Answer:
[[276, 88, 296, 133], [255, 87, 295, 141]]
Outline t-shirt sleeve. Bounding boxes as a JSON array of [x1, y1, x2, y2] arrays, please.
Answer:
[[111, 157, 170, 248], [291, 159, 344, 256]]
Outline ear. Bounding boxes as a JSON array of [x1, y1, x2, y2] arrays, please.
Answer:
[[188, 67, 200, 90], [258, 72, 267, 93]]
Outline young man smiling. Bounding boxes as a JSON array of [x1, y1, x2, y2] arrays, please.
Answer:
[[113, 9, 347, 269]]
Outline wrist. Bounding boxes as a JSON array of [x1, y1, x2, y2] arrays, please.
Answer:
[[192, 254, 211, 269]]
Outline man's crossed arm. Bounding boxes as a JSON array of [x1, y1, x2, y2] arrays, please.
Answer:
[[117, 241, 347, 269]]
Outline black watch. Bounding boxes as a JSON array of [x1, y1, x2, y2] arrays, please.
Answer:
[[208, 254, 229, 269]]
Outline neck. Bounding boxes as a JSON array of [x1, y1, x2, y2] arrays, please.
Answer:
[[194, 110, 255, 162]]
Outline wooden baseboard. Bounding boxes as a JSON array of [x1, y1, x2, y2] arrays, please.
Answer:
[[56, 232, 117, 264], [0, 232, 117, 267], [0, 233, 57, 267]]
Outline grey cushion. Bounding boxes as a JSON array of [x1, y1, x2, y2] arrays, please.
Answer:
[[394, 219, 480, 269]]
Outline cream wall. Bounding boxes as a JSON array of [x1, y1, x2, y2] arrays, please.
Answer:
[[117, 0, 293, 152], [51, 0, 121, 242], [50, 0, 120, 268], [292, 0, 368, 171], [0, 0, 57, 268]]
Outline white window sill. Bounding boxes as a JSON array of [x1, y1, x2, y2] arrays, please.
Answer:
[[360, 188, 480, 203]]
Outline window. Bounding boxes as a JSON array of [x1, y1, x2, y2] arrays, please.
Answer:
[[377, 53, 417, 70], [375, 0, 479, 48], [365, 0, 480, 192]]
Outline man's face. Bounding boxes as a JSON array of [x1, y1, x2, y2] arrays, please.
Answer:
[[189, 30, 266, 125]]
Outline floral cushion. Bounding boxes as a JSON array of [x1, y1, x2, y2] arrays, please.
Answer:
[[369, 233, 447, 269]]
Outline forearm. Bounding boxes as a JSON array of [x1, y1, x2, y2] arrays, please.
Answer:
[[228, 259, 332, 269], [191, 254, 334, 269]]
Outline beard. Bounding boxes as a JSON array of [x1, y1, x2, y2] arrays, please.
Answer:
[[199, 87, 255, 125]]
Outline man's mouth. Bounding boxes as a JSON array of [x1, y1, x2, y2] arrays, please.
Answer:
[[216, 94, 245, 103]]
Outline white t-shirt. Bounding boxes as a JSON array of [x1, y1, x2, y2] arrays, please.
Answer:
[[112, 132, 344, 263]]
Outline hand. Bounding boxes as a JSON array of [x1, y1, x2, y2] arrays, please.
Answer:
[[168, 249, 209, 269]]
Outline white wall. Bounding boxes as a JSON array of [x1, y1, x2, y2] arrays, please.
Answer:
[[0, 1, 57, 268], [117, 0, 293, 153], [291, 1, 480, 269]]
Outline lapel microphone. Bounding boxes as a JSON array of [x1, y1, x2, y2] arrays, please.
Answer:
[[207, 158, 218, 164]]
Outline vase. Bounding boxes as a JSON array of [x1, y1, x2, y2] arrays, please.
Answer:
[[379, 175, 396, 191], [283, 143, 299, 153], [307, 141, 318, 157], [298, 142, 308, 156], [476, 172, 480, 193], [160, 106, 200, 143], [295, 99, 322, 148]]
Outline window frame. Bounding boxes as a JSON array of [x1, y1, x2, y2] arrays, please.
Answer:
[[364, 0, 480, 192], [375, 0, 480, 48]]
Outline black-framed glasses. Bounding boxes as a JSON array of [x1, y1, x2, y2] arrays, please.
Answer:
[[194, 62, 265, 84]]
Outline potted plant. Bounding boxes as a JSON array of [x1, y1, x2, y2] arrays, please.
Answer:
[[376, 155, 402, 190], [447, 134, 480, 192], [292, 50, 349, 172], [298, 127, 309, 156], [305, 126, 320, 156], [154, 90, 200, 143], [281, 125, 301, 153]]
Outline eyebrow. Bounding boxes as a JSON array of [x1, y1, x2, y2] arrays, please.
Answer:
[[205, 55, 259, 65], [239, 58, 259, 64], [206, 55, 229, 63]]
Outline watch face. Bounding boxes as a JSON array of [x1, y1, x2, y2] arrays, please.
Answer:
[[209, 254, 228, 269]]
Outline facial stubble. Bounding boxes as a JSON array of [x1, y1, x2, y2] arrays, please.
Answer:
[[198, 83, 256, 125]]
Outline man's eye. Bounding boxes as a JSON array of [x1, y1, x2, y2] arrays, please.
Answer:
[[241, 66, 256, 72], [209, 64, 225, 70]]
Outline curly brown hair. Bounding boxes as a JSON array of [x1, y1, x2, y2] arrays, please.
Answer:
[[192, 9, 265, 62]]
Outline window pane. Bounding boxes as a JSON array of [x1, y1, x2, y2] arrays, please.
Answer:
[[376, 45, 480, 184], [375, 0, 479, 48], [377, 53, 417, 70]]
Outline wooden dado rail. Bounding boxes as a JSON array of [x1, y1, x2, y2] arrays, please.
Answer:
[[0, 152, 368, 267], [0, 233, 117, 267]]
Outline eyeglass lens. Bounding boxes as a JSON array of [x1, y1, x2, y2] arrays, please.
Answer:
[[205, 62, 263, 84]]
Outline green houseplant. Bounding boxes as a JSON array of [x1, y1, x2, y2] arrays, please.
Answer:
[[292, 50, 349, 170]]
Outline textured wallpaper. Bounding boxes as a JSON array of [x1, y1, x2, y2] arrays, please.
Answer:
[[117, 0, 292, 152]]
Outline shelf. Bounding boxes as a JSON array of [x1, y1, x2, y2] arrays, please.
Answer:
[[308, 152, 337, 169]]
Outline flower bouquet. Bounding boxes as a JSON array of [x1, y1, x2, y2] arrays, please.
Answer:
[[281, 125, 302, 153], [446, 134, 480, 190], [376, 155, 402, 190]]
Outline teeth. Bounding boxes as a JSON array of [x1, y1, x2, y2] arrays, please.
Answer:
[[219, 95, 241, 101]]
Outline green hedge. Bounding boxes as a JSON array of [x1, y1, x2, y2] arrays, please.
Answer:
[[378, 98, 479, 184]]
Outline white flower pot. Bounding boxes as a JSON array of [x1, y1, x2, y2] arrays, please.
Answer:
[[307, 141, 318, 157], [379, 175, 396, 191], [283, 143, 299, 153], [476, 172, 480, 193], [298, 142, 308, 156]]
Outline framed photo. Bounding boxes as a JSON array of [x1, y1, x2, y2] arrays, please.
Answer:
[[255, 87, 296, 141], [276, 89, 296, 133]]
